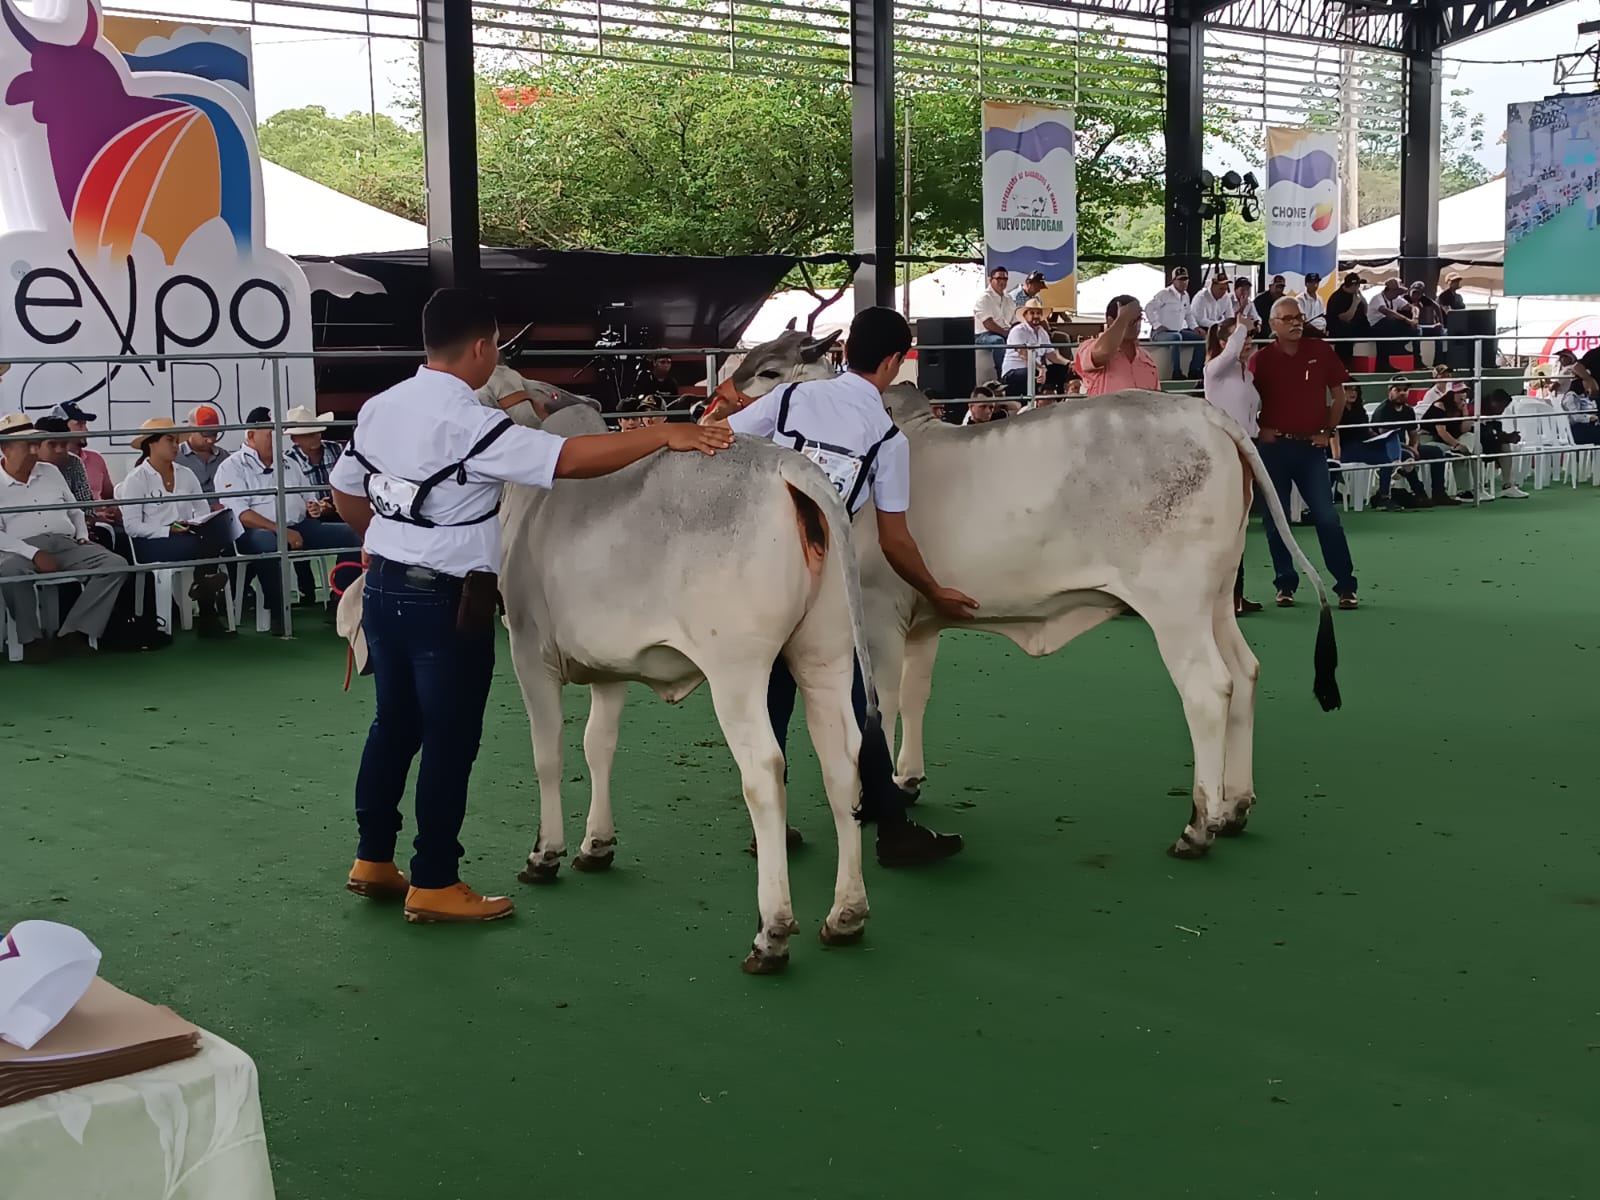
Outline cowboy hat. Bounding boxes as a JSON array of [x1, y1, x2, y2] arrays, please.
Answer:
[[0, 412, 38, 438], [130, 417, 178, 449], [283, 406, 334, 436]]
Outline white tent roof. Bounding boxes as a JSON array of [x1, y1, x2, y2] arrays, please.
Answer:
[[1338, 177, 1507, 268], [261, 160, 427, 257]]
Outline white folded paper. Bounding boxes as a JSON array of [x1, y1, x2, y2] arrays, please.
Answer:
[[0, 921, 102, 1050]]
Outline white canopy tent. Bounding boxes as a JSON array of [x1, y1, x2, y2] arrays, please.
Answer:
[[260, 161, 428, 258]]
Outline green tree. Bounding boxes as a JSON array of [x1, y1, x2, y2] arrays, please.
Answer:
[[256, 106, 425, 223]]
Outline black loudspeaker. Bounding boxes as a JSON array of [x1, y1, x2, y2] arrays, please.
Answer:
[[1446, 307, 1496, 373], [915, 316, 976, 400]]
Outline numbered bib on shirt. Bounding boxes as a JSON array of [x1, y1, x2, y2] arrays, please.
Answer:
[[799, 443, 863, 500], [366, 472, 421, 521]]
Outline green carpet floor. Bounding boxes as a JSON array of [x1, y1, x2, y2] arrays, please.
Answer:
[[6, 489, 1599, 1198]]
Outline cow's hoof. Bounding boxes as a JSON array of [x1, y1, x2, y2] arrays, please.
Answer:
[[819, 921, 866, 947], [517, 860, 561, 884], [1166, 835, 1211, 860], [572, 850, 614, 872], [741, 949, 790, 975], [1217, 815, 1249, 838]]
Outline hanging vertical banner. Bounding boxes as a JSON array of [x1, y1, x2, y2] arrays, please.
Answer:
[[982, 100, 1076, 310], [1264, 127, 1339, 293]]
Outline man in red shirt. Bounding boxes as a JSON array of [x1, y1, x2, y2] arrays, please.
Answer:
[[1248, 296, 1359, 609]]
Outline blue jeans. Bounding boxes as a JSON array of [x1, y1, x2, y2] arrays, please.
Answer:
[[974, 331, 1005, 376], [131, 517, 233, 564], [353, 557, 497, 889], [766, 656, 905, 825], [236, 519, 360, 622], [1256, 437, 1358, 598], [1334, 431, 1403, 497], [1150, 328, 1204, 377]]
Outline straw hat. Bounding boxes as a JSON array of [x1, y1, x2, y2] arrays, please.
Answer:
[[129, 417, 177, 449], [0, 412, 38, 438], [283, 406, 334, 435]]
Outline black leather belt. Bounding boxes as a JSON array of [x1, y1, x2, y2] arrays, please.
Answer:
[[367, 554, 462, 589]]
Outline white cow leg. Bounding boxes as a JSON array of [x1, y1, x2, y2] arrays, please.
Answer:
[[1148, 615, 1234, 859], [575, 682, 627, 872], [1212, 595, 1261, 837], [515, 666, 568, 885], [792, 657, 869, 947], [893, 628, 939, 792], [707, 670, 797, 974]]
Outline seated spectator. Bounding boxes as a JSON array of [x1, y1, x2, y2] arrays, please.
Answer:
[[1370, 280, 1420, 372], [1561, 384, 1600, 444], [1297, 272, 1327, 334], [1000, 300, 1072, 399], [964, 389, 1006, 425], [1010, 270, 1047, 308], [1408, 283, 1446, 357], [1190, 273, 1234, 335], [1324, 272, 1370, 365], [284, 407, 347, 607], [1073, 296, 1159, 395], [116, 418, 236, 638], [1478, 388, 1529, 499], [1233, 277, 1262, 331], [1417, 363, 1454, 412], [1255, 275, 1287, 327], [50, 399, 121, 530], [972, 267, 1018, 377], [32, 415, 121, 554], [177, 404, 231, 502], [617, 394, 666, 430], [1368, 381, 1439, 506], [0, 413, 139, 662], [215, 406, 361, 633], [634, 354, 685, 404], [1419, 381, 1486, 501], [1146, 268, 1204, 380], [1330, 388, 1404, 511]]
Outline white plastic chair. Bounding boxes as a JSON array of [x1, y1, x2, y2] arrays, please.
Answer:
[[2, 577, 100, 660], [230, 566, 274, 633], [126, 541, 195, 634]]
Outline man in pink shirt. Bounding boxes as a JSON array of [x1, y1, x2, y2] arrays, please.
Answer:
[[54, 401, 113, 500], [1072, 296, 1160, 395]]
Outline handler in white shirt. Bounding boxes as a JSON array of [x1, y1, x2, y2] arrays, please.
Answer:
[[0, 413, 129, 658], [328, 287, 733, 925], [1147, 267, 1204, 379], [709, 305, 971, 869]]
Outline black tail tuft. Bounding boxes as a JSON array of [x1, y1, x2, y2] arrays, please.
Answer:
[[1313, 604, 1341, 712]]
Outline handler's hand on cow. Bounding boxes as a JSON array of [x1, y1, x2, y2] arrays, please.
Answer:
[[666, 420, 734, 456], [930, 586, 979, 621]]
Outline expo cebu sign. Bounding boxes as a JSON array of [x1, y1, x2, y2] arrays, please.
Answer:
[[0, 0, 314, 425]]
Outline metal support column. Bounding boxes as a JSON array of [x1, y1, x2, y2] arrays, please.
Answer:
[[420, 0, 480, 289], [850, 0, 895, 311], [1398, 20, 1443, 287], [1163, 9, 1205, 288]]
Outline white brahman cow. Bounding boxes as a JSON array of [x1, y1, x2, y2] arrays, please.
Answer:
[[497, 332, 881, 973]]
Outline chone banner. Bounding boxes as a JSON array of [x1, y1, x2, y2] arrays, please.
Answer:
[[1505, 94, 1600, 298], [0, 0, 314, 428], [982, 100, 1076, 311], [1264, 127, 1338, 299]]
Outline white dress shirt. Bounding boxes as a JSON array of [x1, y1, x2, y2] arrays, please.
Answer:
[[1001, 321, 1058, 376], [115, 461, 211, 540], [1298, 291, 1327, 332], [1201, 322, 1261, 437], [214, 445, 309, 530], [972, 288, 1018, 335], [329, 366, 567, 577], [1145, 285, 1194, 333], [727, 372, 909, 515], [1190, 287, 1235, 330], [0, 462, 86, 555]]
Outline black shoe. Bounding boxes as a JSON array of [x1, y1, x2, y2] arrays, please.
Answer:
[[876, 818, 963, 868], [295, 593, 320, 608], [198, 611, 237, 640], [189, 572, 228, 601]]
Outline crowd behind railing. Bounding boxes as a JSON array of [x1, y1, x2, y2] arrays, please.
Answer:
[[0, 322, 1595, 664]]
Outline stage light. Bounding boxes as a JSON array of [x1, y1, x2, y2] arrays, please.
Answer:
[[1221, 170, 1243, 192], [1199, 169, 1215, 190], [1241, 171, 1259, 193]]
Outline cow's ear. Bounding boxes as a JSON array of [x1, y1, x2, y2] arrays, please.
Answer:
[[784, 317, 797, 332], [5, 75, 35, 106], [799, 329, 841, 362]]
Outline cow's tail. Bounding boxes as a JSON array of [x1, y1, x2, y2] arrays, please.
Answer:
[[1222, 422, 1342, 713], [780, 462, 881, 732]]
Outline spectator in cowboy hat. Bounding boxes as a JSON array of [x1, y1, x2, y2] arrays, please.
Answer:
[[0, 412, 139, 661], [115, 418, 235, 638], [282, 406, 357, 609], [177, 404, 231, 500]]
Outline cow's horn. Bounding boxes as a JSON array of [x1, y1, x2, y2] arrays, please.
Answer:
[[1, 0, 40, 51], [784, 317, 797, 332], [78, 1, 98, 47], [798, 330, 842, 363]]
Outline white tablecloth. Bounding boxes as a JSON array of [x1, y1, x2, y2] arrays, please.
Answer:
[[1, 1031, 276, 1200]]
